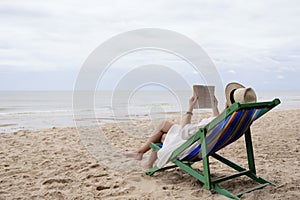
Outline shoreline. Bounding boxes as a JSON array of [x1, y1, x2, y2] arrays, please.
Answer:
[[1, 108, 300, 134]]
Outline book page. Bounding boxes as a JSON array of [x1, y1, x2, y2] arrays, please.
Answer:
[[193, 85, 215, 108]]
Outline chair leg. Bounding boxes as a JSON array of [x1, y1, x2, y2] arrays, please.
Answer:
[[200, 129, 212, 190], [214, 184, 240, 200], [146, 164, 180, 176], [244, 128, 256, 174]]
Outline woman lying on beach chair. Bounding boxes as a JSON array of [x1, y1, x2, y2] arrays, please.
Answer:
[[125, 82, 257, 169]]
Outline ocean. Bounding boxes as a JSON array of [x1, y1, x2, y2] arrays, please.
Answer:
[[0, 90, 299, 133]]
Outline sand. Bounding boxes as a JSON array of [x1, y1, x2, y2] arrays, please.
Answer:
[[0, 109, 300, 199]]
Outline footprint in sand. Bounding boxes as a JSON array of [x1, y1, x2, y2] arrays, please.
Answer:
[[126, 176, 142, 182], [96, 185, 110, 191], [86, 173, 108, 179], [42, 178, 73, 185]]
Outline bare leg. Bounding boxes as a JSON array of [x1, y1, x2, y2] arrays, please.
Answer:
[[160, 133, 167, 143], [141, 150, 157, 169], [124, 120, 173, 160]]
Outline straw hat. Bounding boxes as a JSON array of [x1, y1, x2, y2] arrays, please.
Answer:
[[225, 82, 257, 105]]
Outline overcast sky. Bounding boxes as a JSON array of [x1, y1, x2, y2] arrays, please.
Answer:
[[0, 0, 299, 90]]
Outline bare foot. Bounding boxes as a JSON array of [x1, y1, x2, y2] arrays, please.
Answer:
[[124, 151, 143, 160], [140, 160, 153, 170]]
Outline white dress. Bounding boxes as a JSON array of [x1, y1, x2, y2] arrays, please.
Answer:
[[156, 117, 215, 168]]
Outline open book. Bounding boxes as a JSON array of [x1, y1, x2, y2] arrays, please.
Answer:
[[193, 85, 215, 108]]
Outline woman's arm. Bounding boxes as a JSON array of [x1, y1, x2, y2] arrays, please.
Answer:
[[212, 96, 219, 117], [181, 96, 198, 127]]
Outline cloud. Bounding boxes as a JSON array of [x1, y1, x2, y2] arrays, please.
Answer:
[[277, 75, 285, 80], [227, 69, 236, 74], [0, 0, 299, 89]]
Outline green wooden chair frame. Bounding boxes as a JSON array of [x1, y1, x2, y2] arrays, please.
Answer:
[[146, 98, 281, 199]]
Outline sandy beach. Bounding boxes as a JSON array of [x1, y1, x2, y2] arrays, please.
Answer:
[[1, 109, 299, 199]]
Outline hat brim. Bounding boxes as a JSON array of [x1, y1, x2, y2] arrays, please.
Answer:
[[225, 82, 245, 105]]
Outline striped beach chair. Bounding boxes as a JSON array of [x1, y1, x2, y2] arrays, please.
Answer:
[[146, 98, 281, 199]]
